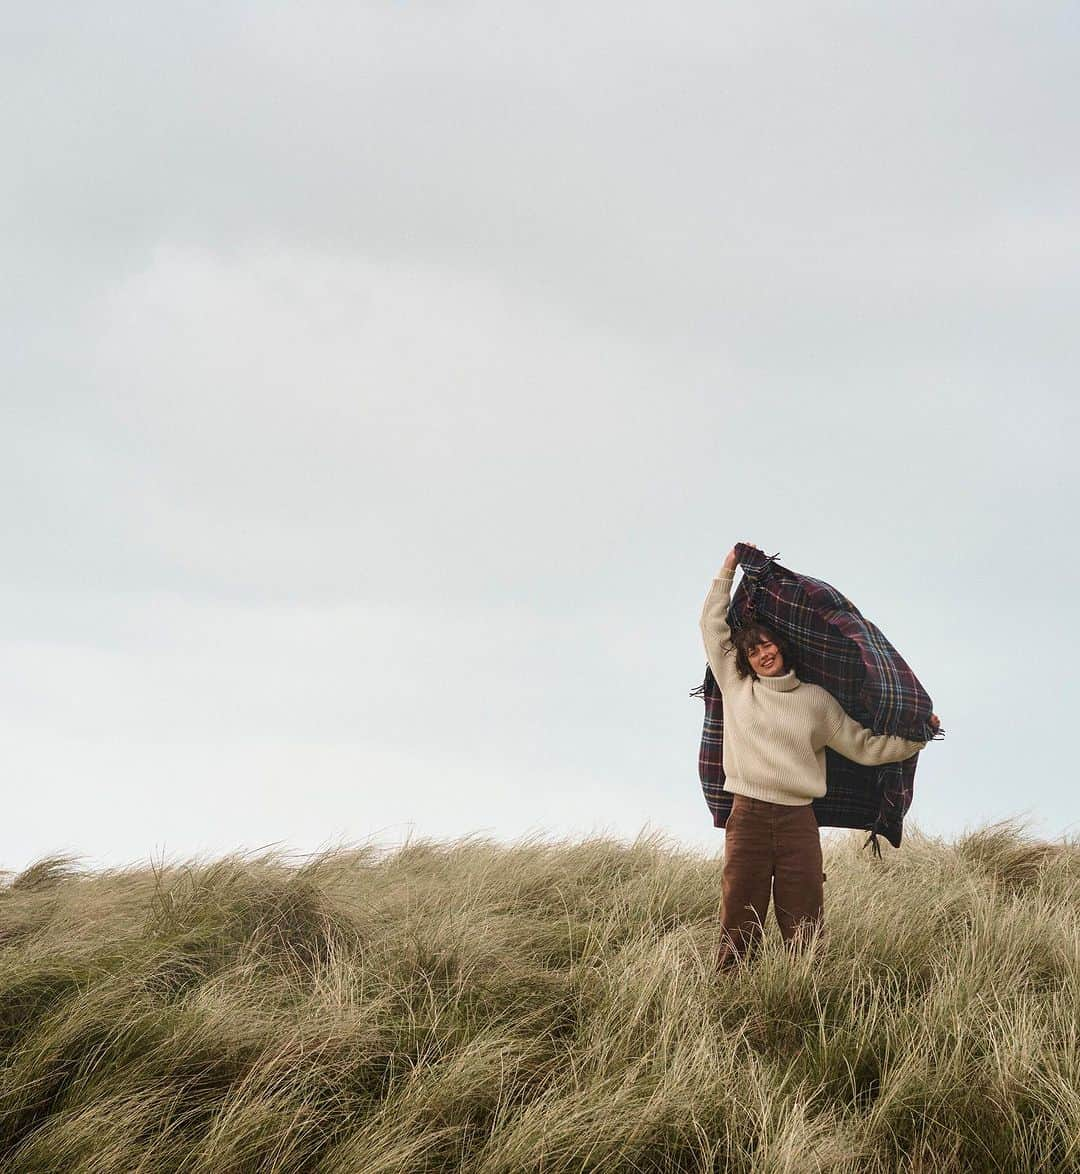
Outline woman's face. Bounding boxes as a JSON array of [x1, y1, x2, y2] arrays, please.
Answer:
[[747, 636, 785, 678]]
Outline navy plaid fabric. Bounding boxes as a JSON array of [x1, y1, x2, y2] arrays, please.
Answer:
[[691, 545, 942, 852]]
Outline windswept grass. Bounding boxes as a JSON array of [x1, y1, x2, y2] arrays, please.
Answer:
[[0, 819, 1077, 1172]]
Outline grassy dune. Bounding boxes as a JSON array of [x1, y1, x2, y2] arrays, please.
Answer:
[[0, 820, 1077, 1173]]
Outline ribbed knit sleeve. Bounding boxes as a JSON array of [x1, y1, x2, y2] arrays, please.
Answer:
[[700, 568, 738, 689], [822, 695, 927, 767]]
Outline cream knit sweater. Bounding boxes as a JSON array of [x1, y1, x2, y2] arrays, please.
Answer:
[[700, 568, 927, 806]]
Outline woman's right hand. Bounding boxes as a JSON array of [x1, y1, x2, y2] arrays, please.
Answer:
[[723, 540, 758, 572]]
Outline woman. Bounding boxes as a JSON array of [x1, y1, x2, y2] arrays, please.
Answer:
[[700, 542, 940, 970]]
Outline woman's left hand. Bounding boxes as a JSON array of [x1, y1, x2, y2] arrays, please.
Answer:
[[929, 713, 941, 732]]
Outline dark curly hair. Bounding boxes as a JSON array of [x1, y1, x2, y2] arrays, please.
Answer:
[[731, 619, 798, 680]]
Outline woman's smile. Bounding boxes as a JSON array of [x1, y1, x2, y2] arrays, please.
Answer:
[[748, 640, 785, 677]]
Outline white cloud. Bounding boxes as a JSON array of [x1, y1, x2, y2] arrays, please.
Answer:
[[2, 3, 1079, 868]]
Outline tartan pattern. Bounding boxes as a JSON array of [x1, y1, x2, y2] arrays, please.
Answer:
[[693, 545, 941, 851]]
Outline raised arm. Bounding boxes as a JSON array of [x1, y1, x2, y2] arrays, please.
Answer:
[[699, 546, 741, 689], [822, 695, 928, 766]]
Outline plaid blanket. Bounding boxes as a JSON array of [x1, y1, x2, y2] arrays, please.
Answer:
[[691, 544, 943, 853]]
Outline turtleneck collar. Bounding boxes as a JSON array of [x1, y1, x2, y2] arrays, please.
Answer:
[[754, 670, 801, 693]]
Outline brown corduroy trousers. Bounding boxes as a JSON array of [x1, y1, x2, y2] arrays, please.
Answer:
[[716, 793, 826, 970]]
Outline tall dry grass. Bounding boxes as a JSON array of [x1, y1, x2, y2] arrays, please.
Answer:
[[0, 819, 1077, 1173]]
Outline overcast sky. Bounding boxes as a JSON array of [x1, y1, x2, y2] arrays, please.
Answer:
[[4, 3, 1078, 871]]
